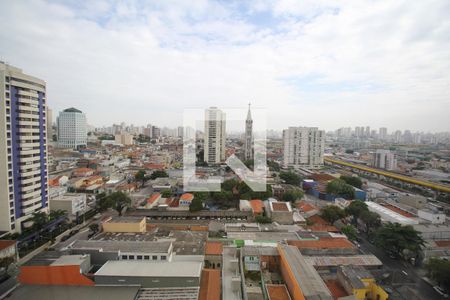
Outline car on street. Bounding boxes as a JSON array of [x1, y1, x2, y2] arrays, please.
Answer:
[[433, 286, 449, 298]]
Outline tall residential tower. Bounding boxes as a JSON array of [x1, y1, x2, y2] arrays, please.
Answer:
[[282, 127, 325, 169], [204, 107, 226, 164], [0, 62, 48, 233], [244, 103, 253, 161]]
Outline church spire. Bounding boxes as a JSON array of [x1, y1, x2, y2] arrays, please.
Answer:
[[246, 102, 252, 121]]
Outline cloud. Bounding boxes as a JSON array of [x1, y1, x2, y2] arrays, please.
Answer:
[[0, 0, 449, 132]]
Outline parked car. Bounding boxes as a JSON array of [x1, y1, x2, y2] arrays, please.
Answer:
[[433, 286, 449, 298]]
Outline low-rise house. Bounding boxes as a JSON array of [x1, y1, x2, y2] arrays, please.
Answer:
[[146, 193, 161, 209], [204, 242, 223, 269], [0, 240, 16, 260], [102, 217, 146, 233], [337, 265, 388, 300], [179, 193, 194, 207], [267, 201, 293, 224], [249, 199, 264, 216]]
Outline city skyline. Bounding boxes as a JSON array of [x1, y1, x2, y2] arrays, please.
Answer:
[[1, 1, 449, 132]]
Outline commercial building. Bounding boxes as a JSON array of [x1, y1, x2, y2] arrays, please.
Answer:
[[372, 149, 397, 170], [204, 107, 226, 164], [102, 216, 146, 233], [0, 62, 49, 233], [49, 193, 87, 218], [337, 265, 388, 300], [57, 107, 87, 149], [267, 201, 294, 224], [115, 132, 134, 145], [282, 127, 325, 169]]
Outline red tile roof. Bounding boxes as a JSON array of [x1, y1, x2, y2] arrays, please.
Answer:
[[250, 199, 264, 214], [180, 193, 194, 201], [205, 242, 223, 256], [272, 202, 289, 211], [297, 201, 319, 213], [308, 173, 336, 182], [381, 203, 415, 218], [199, 269, 221, 300], [147, 193, 161, 204], [288, 237, 355, 249], [325, 279, 349, 299], [0, 240, 16, 251], [307, 215, 330, 225], [266, 284, 291, 300], [435, 240, 450, 247], [307, 224, 340, 233]]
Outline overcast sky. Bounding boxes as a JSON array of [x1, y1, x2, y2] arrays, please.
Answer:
[[1, 0, 449, 132]]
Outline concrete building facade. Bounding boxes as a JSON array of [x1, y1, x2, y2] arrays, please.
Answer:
[[282, 127, 325, 169], [57, 107, 87, 149], [204, 107, 226, 164], [0, 62, 49, 233]]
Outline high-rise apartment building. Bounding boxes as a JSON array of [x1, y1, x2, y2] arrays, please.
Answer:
[[204, 107, 226, 164], [244, 104, 253, 161], [379, 127, 387, 140], [373, 149, 397, 170], [57, 107, 87, 149], [0, 62, 49, 233], [282, 127, 325, 169], [46, 107, 53, 140]]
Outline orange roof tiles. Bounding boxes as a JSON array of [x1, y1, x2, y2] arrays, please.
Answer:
[[325, 279, 349, 299], [0, 240, 15, 251], [272, 202, 289, 211], [144, 164, 165, 170], [266, 284, 291, 300], [205, 242, 223, 256], [147, 193, 161, 204], [297, 201, 319, 212], [380, 203, 415, 218], [199, 269, 221, 300], [180, 193, 194, 201], [307, 215, 330, 225], [250, 199, 264, 214], [306, 224, 340, 233], [309, 173, 336, 182], [435, 240, 450, 247], [288, 237, 355, 249]]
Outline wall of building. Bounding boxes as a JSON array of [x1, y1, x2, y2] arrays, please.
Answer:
[[277, 245, 305, 300], [94, 275, 200, 288], [102, 219, 146, 233]]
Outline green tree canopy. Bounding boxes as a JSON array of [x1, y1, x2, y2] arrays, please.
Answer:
[[279, 171, 301, 185], [345, 200, 369, 223], [222, 179, 239, 191], [106, 192, 131, 216], [425, 257, 450, 291], [281, 189, 304, 203], [359, 210, 381, 233], [189, 198, 203, 212], [326, 179, 355, 199], [255, 215, 272, 224], [374, 222, 425, 260], [134, 170, 147, 187], [150, 170, 168, 180], [161, 190, 173, 198], [320, 205, 346, 224], [340, 175, 363, 189], [341, 224, 358, 241]]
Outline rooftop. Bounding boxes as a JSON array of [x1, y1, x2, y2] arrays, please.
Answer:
[[95, 260, 203, 278], [250, 199, 264, 214], [70, 240, 171, 253], [199, 269, 221, 300], [180, 193, 194, 201], [287, 237, 355, 250], [339, 265, 373, 289], [205, 242, 223, 256], [266, 284, 292, 300], [271, 202, 291, 212], [108, 216, 145, 223], [0, 240, 15, 251], [304, 255, 382, 267], [63, 107, 83, 113]]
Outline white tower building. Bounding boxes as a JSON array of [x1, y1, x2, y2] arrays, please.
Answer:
[[204, 107, 226, 164], [57, 107, 87, 149], [0, 62, 49, 233]]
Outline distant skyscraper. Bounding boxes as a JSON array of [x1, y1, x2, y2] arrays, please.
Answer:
[[177, 126, 184, 138], [244, 103, 253, 161], [379, 127, 388, 140], [373, 149, 397, 170], [365, 126, 370, 137], [282, 127, 325, 169], [152, 126, 161, 138], [204, 107, 226, 164], [0, 62, 49, 233], [57, 107, 87, 149]]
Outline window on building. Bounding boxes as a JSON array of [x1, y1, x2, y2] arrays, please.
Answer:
[[121, 255, 127, 260], [161, 256, 167, 261], [137, 255, 142, 260], [152, 255, 157, 260]]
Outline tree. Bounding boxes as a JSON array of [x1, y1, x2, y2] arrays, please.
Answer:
[[255, 215, 272, 224], [345, 200, 369, 224], [193, 192, 209, 202], [49, 210, 66, 221], [161, 190, 173, 198], [222, 179, 239, 191], [359, 210, 381, 233], [425, 258, 450, 291], [340, 175, 363, 189], [150, 170, 168, 180], [374, 222, 425, 260], [134, 170, 147, 187], [341, 224, 358, 241], [279, 171, 301, 185], [282, 189, 304, 202], [189, 198, 203, 212], [320, 205, 346, 224], [267, 160, 280, 171], [89, 223, 99, 233], [106, 192, 131, 216], [31, 211, 48, 231], [326, 179, 355, 199], [96, 192, 113, 212]]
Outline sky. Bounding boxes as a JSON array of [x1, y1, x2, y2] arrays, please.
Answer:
[[0, 0, 449, 132]]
